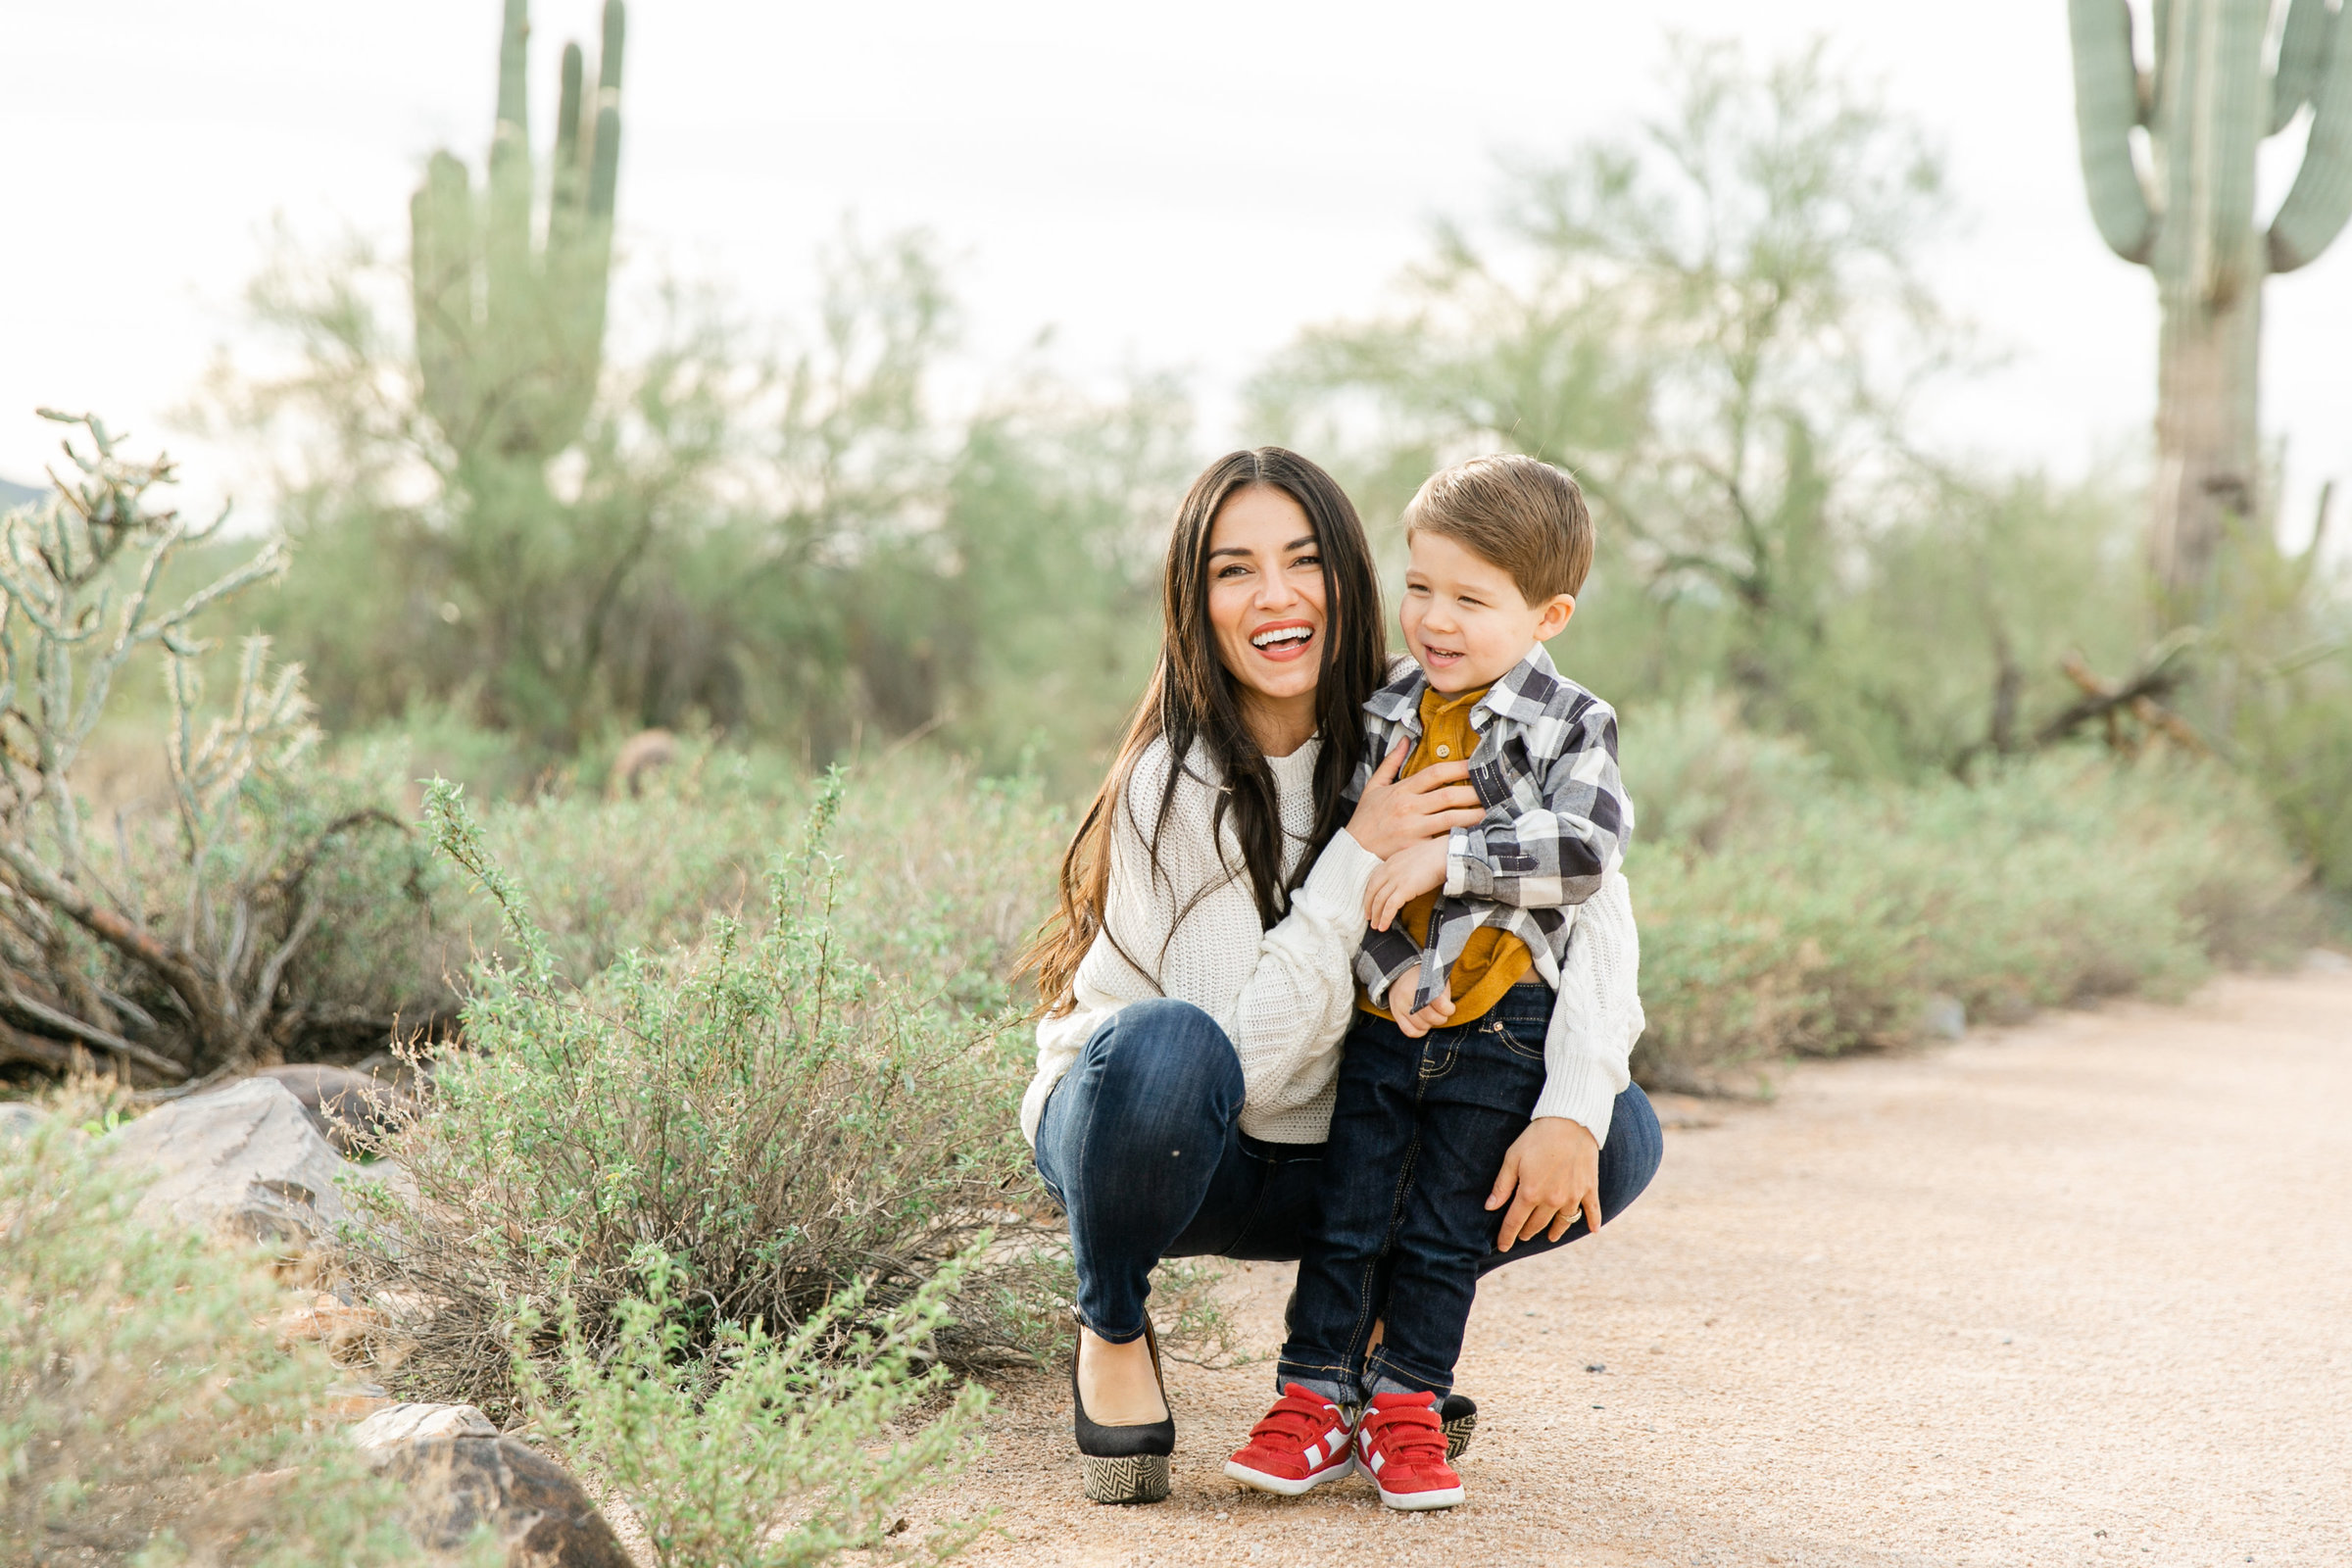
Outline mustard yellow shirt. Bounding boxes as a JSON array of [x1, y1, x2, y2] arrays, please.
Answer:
[[1359, 684, 1533, 1024]]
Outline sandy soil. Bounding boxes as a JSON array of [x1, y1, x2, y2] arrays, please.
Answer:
[[923, 970, 2352, 1567]]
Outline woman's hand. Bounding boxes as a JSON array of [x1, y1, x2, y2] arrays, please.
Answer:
[[1485, 1116, 1601, 1251], [1345, 740, 1484, 859]]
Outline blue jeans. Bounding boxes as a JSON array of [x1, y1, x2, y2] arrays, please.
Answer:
[[1279, 987, 1563, 1401], [1031, 997, 1662, 1352]]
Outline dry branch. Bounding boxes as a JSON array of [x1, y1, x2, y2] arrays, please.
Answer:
[[2035, 632, 2207, 754]]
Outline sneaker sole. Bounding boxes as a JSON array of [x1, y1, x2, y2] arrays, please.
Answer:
[[1222, 1455, 1356, 1496], [1377, 1481, 1465, 1511], [1082, 1453, 1171, 1505], [1442, 1408, 1476, 1461]]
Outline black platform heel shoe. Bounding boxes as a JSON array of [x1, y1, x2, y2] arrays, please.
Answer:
[[1071, 1317, 1174, 1504], [1439, 1394, 1477, 1460]]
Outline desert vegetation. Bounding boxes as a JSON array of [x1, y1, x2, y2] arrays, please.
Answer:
[[0, 1120, 461, 1567], [3, 3, 2346, 1561]]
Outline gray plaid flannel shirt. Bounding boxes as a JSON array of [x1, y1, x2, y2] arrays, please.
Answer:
[[1348, 646, 1633, 1013]]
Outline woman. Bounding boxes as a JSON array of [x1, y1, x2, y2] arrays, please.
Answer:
[[1022, 447, 1660, 1504]]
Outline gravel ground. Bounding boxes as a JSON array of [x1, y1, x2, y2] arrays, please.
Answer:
[[913, 970, 2352, 1567]]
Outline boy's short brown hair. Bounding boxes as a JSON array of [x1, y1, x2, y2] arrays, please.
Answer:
[[1402, 454, 1593, 604]]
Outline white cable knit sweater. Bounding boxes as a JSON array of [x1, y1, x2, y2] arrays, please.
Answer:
[[1020, 734, 1644, 1149]]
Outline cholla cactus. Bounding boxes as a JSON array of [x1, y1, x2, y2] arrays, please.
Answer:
[[2068, 0, 2352, 617], [411, 0, 625, 467], [0, 414, 329, 1079]]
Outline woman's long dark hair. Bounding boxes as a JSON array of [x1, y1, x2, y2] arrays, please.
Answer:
[[1025, 448, 1386, 1014]]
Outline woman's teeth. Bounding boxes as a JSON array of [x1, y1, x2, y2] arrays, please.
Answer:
[[1251, 625, 1313, 648]]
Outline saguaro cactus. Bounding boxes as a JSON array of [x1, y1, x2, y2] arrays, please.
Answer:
[[411, 0, 625, 468], [2068, 0, 2352, 619]]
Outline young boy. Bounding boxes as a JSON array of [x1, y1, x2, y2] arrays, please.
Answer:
[[1223, 454, 1631, 1511]]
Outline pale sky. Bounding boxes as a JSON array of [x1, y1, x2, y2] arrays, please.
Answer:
[[6, 1, 2347, 544]]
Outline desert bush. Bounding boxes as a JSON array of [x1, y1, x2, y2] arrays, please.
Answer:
[[0, 1121, 453, 1566], [1626, 699, 2317, 1088], [518, 1248, 987, 1568], [435, 743, 1065, 1015], [2194, 505, 2352, 909], [0, 414, 440, 1084], [2238, 659, 2352, 914], [344, 772, 1060, 1418]]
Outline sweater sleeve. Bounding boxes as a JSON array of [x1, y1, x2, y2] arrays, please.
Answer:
[[1531, 869, 1643, 1143], [1102, 746, 1381, 1126]]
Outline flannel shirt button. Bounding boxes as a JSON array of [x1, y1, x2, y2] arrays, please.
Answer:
[[1435, 744, 1450, 758]]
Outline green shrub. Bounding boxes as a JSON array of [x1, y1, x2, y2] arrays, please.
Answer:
[[343, 772, 1061, 1418], [0, 1123, 452, 1566], [1626, 700, 2317, 1088], [518, 1248, 987, 1568], [386, 737, 1067, 1018]]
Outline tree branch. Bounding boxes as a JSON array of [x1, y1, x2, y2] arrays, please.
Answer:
[[250, 896, 322, 1030], [0, 835, 224, 1045], [0, 982, 187, 1078], [2034, 634, 2201, 748]]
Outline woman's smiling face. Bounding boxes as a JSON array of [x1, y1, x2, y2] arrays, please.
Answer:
[[1204, 483, 1327, 755]]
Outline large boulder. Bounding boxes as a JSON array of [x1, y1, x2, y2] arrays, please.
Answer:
[[364, 1430, 632, 1568], [351, 1402, 499, 1447], [253, 1062, 419, 1155], [101, 1077, 352, 1246]]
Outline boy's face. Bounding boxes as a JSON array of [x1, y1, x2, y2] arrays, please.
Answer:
[[1399, 530, 1575, 694]]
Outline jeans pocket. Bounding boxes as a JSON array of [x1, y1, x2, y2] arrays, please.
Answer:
[[1495, 1014, 1547, 1061]]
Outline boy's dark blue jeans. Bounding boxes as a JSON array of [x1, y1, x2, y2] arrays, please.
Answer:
[[1277, 985, 1563, 1403], [1031, 995, 1660, 1372]]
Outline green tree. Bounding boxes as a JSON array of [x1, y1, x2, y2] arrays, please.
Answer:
[[216, 219, 1183, 776], [1253, 37, 1955, 725]]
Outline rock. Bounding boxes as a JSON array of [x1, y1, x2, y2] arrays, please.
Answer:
[[352, 1402, 500, 1448], [101, 1077, 352, 1247], [609, 727, 676, 799], [252, 1062, 418, 1155], [1980, 988, 2036, 1027], [368, 1436, 632, 1567], [323, 1381, 394, 1418], [1917, 993, 1967, 1042], [273, 1291, 386, 1355], [0, 1102, 45, 1144]]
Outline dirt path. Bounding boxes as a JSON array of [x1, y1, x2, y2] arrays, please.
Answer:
[[938, 970, 2352, 1567]]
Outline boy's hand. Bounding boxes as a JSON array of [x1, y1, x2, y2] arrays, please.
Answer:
[[1365, 836, 1450, 932], [1385, 964, 1456, 1038], [1486, 1116, 1602, 1251]]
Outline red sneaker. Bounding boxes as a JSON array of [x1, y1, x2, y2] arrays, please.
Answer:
[[1354, 1391, 1464, 1510], [1222, 1384, 1357, 1496]]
